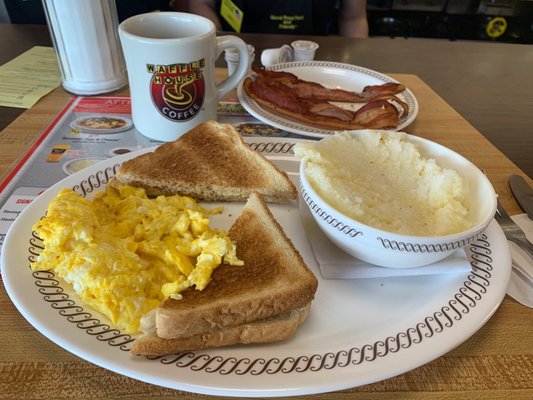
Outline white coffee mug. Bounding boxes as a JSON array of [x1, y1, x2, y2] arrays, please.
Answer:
[[118, 12, 250, 141]]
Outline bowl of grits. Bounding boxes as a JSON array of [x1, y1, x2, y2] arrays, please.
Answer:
[[296, 130, 496, 268]]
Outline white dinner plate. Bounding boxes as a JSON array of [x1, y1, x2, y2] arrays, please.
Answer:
[[70, 115, 133, 134], [237, 61, 419, 138], [1, 137, 511, 397]]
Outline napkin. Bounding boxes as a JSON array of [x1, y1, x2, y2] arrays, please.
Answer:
[[299, 200, 471, 279], [506, 214, 533, 307]]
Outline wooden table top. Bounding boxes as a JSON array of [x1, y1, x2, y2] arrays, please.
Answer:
[[1, 24, 532, 400]]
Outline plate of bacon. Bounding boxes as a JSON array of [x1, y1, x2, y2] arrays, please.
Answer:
[[238, 61, 419, 138]]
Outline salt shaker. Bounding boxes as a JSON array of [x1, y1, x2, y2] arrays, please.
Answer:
[[42, 0, 127, 95]]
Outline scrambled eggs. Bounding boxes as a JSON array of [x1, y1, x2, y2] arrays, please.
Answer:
[[31, 185, 243, 334]]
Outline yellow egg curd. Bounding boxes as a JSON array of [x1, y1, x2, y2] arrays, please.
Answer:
[[31, 185, 243, 334]]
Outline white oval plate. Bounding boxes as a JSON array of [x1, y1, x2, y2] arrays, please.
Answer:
[[70, 115, 133, 134], [237, 61, 419, 138], [1, 137, 510, 397]]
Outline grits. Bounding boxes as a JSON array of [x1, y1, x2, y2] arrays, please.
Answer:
[[295, 131, 472, 236]]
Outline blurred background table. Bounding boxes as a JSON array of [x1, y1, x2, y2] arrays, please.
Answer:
[[0, 22, 532, 400]]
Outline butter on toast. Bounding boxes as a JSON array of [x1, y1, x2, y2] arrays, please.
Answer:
[[115, 120, 297, 202], [131, 193, 318, 355]]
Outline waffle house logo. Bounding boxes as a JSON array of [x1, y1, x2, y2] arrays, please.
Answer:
[[148, 59, 205, 122]]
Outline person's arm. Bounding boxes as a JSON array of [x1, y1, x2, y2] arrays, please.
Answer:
[[338, 0, 368, 38], [180, 0, 222, 30]]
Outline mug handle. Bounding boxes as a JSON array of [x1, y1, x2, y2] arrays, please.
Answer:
[[215, 36, 250, 100]]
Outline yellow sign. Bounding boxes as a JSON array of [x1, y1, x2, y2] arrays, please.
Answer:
[[220, 0, 244, 33], [486, 17, 507, 39]]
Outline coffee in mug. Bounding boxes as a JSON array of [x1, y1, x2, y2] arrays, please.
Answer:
[[118, 12, 250, 141]]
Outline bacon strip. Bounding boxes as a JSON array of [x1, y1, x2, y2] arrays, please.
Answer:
[[243, 68, 408, 131], [253, 68, 407, 106], [244, 76, 400, 130]]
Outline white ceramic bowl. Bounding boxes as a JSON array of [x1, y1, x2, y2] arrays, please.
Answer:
[[299, 134, 497, 268]]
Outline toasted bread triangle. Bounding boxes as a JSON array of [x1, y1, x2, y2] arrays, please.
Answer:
[[130, 304, 310, 356], [151, 192, 318, 340], [115, 121, 297, 202]]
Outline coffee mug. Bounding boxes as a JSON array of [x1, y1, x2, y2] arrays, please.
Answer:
[[118, 12, 250, 141]]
